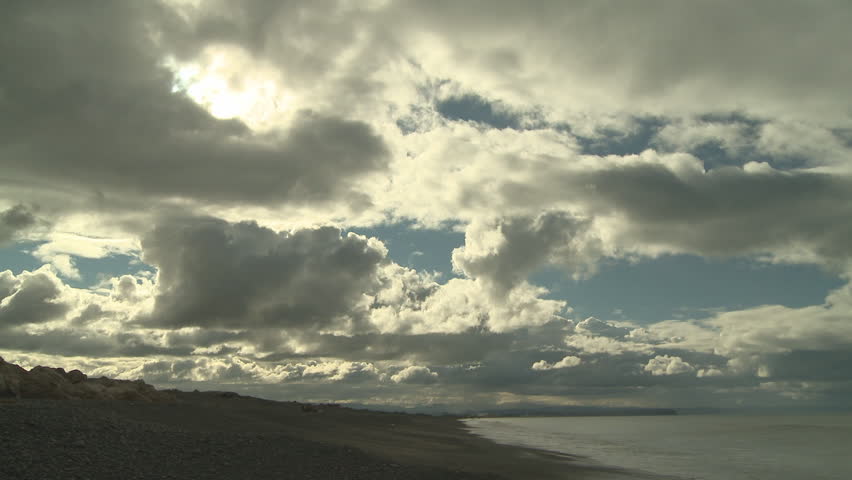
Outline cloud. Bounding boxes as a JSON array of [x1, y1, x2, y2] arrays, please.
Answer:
[[383, 0, 852, 122], [644, 355, 695, 376], [0, 257, 849, 408], [391, 365, 438, 384], [452, 212, 603, 296], [369, 275, 567, 334], [575, 317, 631, 338], [139, 216, 387, 332], [0, 271, 16, 303], [652, 118, 752, 160], [154, 0, 852, 126], [385, 120, 852, 275], [0, 1, 389, 221], [0, 267, 70, 326], [137, 215, 567, 339], [696, 367, 724, 378], [32, 233, 139, 262], [0, 205, 38, 245], [111, 275, 148, 303], [299, 360, 382, 383], [498, 151, 852, 269], [531, 355, 581, 371], [690, 282, 852, 382], [756, 121, 851, 167], [566, 334, 654, 356], [42, 254, 80, 280]]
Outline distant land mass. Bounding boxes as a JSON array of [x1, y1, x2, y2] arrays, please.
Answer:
[[346, 402, 678, 417]]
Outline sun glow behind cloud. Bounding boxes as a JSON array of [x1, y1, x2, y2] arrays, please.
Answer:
[[164, 46, 295, 131]]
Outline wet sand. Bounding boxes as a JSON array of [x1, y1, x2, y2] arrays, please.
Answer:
[[0, 391, 610, 479]]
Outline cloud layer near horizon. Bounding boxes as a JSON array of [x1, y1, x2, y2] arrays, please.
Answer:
[[2, 0, 852, 409]]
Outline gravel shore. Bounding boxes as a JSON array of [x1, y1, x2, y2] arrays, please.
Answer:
[[0, 393, 591, 480]]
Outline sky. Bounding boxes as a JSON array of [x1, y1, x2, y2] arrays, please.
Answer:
[[2, 0, 852, 410]]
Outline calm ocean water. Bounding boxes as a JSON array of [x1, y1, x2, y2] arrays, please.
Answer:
[[463, 414, 852, 480]]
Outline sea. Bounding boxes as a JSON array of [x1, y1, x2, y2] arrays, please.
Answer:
[[463, 414, 852, 480]]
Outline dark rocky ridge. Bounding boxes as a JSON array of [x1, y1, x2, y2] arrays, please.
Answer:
[[0, 356, 172, 402]]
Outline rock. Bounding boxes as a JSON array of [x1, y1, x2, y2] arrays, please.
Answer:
[[0, 358, 26, 399], [92, 376, 117, 388], [21, 366, 73, 399], [66, 370, 87, 384], [0, 358, 174, 402], [0, 373, 19, 399]]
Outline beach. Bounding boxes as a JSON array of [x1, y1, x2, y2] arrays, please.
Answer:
[[0, 392, 605, 480]]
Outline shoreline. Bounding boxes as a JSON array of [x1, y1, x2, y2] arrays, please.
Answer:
[[461, 418, 653, 480], [0, 393, 616, 480]]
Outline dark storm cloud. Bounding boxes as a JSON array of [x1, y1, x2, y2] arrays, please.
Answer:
[[139, 216, 386, 330], [496, 160, 852, 266], [0, 271, 68, 326], [0, 329, 194, 359], [162, 328, 251, 351], [271, 330, 516, 363], [763, 350, 852, 382], [588, 166, 852, 262], [453, 212, 602, 296], [0, 1, 388, 212], [0, 205, 37, 246]]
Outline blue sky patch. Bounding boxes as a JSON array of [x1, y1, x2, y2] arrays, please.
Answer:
[[349, 222, 465, 279], [531, 254, 843, 324], [436, 94, 524, 130], [0, 242, 153, 288]]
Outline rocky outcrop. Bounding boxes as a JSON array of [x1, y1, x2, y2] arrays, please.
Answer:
[[66, 369, 87, 384], [0, 356, 173, 402], [0, 356, 26, 399]]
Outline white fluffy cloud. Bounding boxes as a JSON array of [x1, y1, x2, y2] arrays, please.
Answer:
[[575, 317, 631, 338], [644, 355, 695, 376], [370, 276, 566, 335], [391, 366, 438, 384], [531, 356, 581, 371]]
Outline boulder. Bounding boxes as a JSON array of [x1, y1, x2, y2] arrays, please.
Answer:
[[21, 366, 73, 399], [65, 369, 87, 384], [0, 357, 27, 399]]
